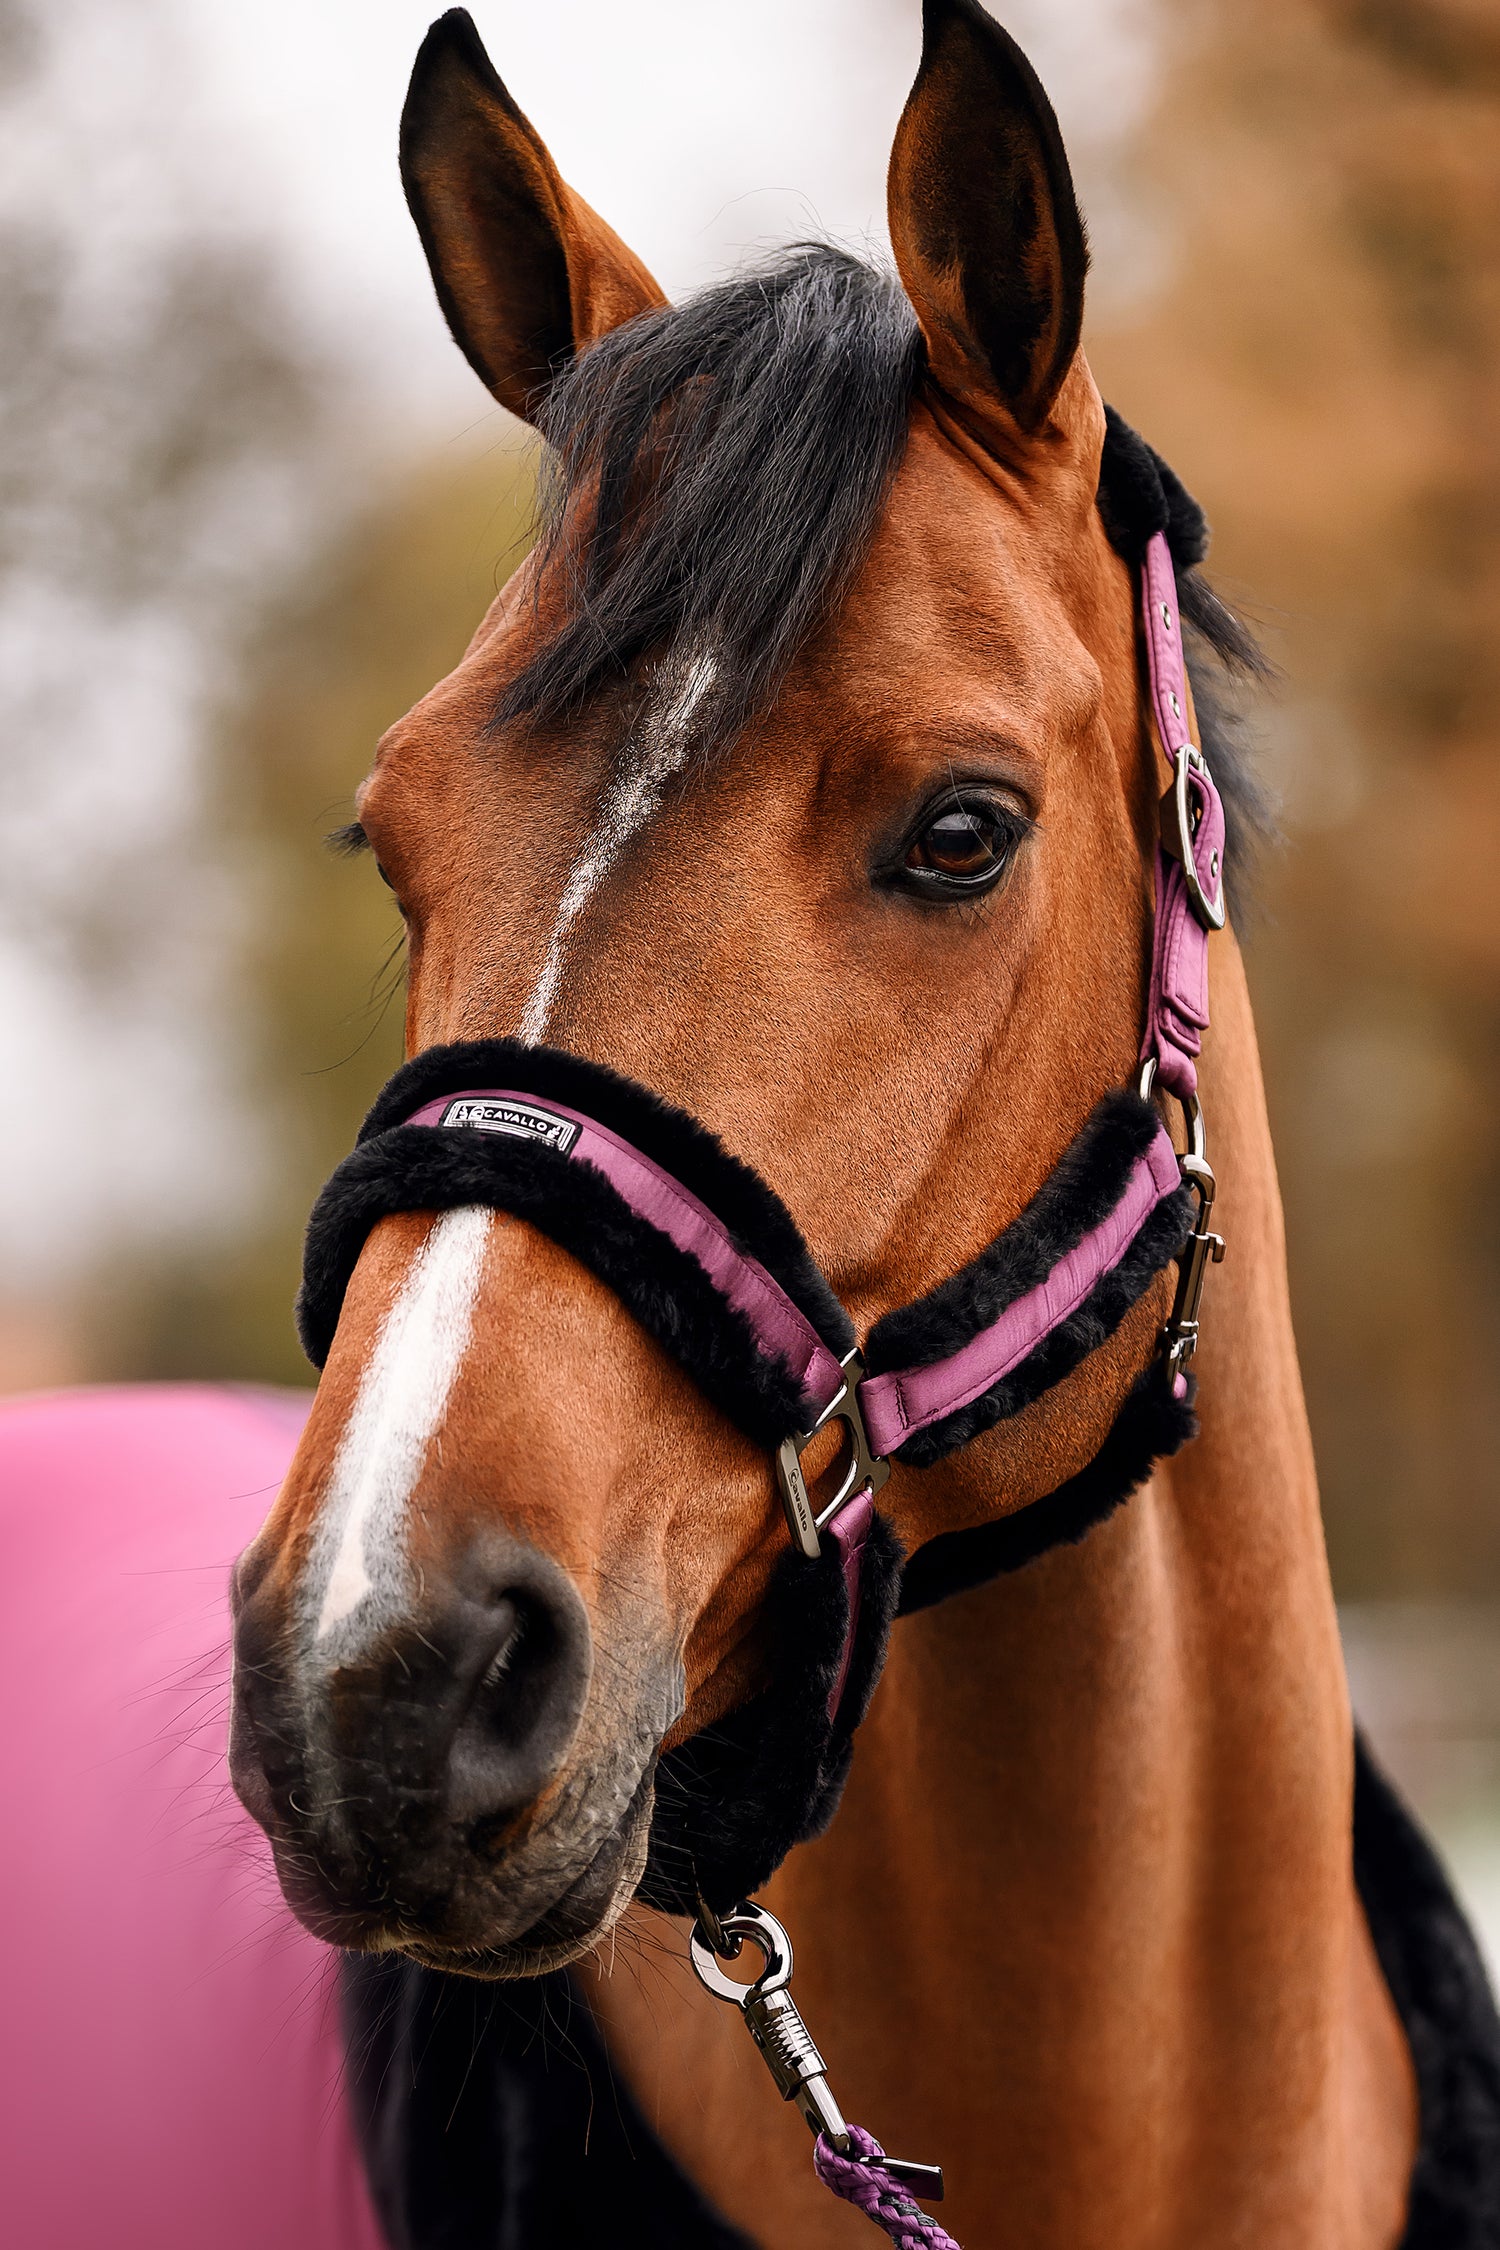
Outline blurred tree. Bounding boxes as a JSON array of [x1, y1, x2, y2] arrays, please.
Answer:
[[101, 438, 535, 1384], [0, 0, 354, 1382], [1088, 0, 1500, 1593]]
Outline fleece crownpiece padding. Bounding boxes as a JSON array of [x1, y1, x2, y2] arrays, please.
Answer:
[[1097, 404, 1210, 568]]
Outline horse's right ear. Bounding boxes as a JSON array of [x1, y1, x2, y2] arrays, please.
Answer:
[[400, 10, 666, 423], [888, 0, 1088, 447]]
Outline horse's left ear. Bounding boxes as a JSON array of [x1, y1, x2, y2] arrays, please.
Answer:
[[888, 0, 1088, 443], [400, 9, 666, 423]]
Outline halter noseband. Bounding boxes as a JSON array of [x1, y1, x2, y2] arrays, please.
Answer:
[[299, 527, 1226, 1914]]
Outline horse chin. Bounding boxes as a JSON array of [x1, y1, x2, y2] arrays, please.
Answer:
[[279, 1756, 659, 1981], [397, 1775, 656, 1979]]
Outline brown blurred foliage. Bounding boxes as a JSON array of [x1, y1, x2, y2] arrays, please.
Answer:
[[1089, 0, 1500, 1593], [102, 439, 535, 1387]]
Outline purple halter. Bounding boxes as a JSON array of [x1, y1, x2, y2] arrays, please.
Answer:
[[300, 529, 1227, 2238], [298, 529, 1225, 1916], [317, 530, 1221, 1536]]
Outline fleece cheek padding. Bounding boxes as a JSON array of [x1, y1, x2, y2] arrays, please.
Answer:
[[863, 1090, 1194, 1467]]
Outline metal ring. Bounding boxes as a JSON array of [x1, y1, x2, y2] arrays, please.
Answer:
[[688, 1901, 794, 2006], [694, 1888, 737, 1960], [1137, 1058, 1207, 1167]]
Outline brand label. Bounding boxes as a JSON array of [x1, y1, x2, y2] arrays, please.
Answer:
[[438, 1096, 580, 1156]]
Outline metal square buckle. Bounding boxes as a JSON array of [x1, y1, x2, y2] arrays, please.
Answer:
[[1161, 744, 1226, 932], [774, 1349, 890, 1558]]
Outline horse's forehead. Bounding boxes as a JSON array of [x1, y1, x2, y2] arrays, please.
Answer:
[[869, 411, 1109, 621], [367, 405, 1114, 841]]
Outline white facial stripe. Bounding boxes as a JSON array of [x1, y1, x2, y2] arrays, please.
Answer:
[[308, 1205, 494, 1650], [519, 649, 717, 1044], [303, 659, 717, 1653]]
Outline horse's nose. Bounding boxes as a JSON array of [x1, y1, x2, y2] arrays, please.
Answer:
[[231, 1528, 594, 1875], [435, 1534, 593, 1828]]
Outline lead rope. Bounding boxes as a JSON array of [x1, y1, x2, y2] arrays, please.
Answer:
[[690, 1895, 960, 2246], [812, 2130, 962, 2250]]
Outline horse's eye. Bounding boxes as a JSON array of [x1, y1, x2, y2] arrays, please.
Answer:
[[897, 798, 1021, 899]]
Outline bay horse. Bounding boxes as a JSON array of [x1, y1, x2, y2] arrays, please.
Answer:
[[18, 1, 1498, 2245]]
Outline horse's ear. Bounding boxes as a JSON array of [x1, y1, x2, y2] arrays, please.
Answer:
[[400, 10, 666, 423], [888, 0, 1088, 442]]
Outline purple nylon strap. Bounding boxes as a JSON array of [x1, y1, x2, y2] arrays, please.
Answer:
[[1139, 531, 1225, 1100], [857, 1127, 1181, 1458], [823, 1486, 873, 1721], [403, 1089, 848, 1420]]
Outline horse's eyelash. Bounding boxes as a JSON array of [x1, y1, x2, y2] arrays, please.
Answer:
[[327, 820, 371, 856]]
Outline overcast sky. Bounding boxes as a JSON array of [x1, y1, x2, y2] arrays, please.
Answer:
[[175, 0, 1163, 424]]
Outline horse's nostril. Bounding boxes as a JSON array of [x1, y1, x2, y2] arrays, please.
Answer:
[[478, 1603, 526, 1696], [443, 1547, 592, 1830]]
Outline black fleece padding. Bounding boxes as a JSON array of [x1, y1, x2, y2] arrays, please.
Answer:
[[640, 1508, 906, 1915], [896, 1364, 1197, 1615], [1097, 404, 1210, 569], [1355, 1735, 1500, 2248], [301, 1127, 819, 1449], [353, 1037, 854, 1350], [864, 1091, 1194, 1467], [341, 1951, 754, 2250]]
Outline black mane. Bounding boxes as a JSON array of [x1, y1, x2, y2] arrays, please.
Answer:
[[500, 241, 1270, 897]]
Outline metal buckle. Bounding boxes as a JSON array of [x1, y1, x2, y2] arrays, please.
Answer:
[[774, 1348, 890, 1560], [1138, 1059, 1226, 1381], [1161, 744, 1226, 933]]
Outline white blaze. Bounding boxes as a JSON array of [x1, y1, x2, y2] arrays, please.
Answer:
[[518, 649, 717, 1043], [307, 655, 718, 1647], [310, 1204, 494, 1645]]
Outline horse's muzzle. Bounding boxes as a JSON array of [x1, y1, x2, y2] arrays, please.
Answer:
[[227, 1528, 623, 1961]]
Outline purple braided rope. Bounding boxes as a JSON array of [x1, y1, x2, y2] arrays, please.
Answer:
[[813, 2126, 962, 2250]]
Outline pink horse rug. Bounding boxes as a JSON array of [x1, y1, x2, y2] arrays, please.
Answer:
[[0, 1383, 382, 2250]]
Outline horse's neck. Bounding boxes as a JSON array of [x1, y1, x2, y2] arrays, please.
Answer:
[[593, 936, 1417, 2247]]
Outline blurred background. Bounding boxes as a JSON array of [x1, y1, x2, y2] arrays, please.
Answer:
[[2, 0, 1497, 1942]]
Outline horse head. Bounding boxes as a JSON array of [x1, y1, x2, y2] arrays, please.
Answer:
[[230, 0, 1246, 1974]]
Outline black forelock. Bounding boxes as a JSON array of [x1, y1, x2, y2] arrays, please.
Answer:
[[496, 244, 923, 757], [493, 241, 1271, 898]]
